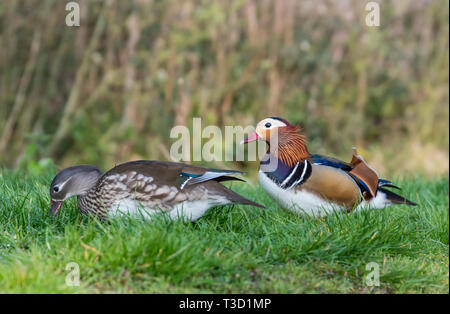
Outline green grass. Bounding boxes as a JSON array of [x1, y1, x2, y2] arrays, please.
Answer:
[[0, 170, 448, 293]]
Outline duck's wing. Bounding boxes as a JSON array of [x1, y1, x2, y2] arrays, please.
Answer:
[[100, 160, 244, 188], [99, 160, 263, 208], [178, 165, 264, 208], [308, 152, 416, 207], [309, 153, 378, 198], [310, 150, 403, 199], [309, 154, 353, 171], [179, 167, 245, 189]]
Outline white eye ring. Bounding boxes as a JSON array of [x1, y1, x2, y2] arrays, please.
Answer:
[[53, 186, 60, 193]]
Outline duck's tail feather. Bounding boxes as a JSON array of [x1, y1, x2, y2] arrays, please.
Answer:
[[378, 187, 417, 206], [184, 170, 244, 186], [221, 186, 265, 209], [378, 178, 402, 190], [215, 176, 246, 183]]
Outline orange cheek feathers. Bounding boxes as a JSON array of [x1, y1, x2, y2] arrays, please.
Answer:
[[255, 126, 272, 141]]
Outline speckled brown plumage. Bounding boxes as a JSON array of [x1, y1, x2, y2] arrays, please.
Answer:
[[50, 160, 263, 221]]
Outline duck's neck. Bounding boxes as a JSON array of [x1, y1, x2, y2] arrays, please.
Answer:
[[260, 156, 296, 183], [77, 189, 95, 214], [260, 153, 312, 189], [265, 126, 310, 168], [77, 187, 106, 218]]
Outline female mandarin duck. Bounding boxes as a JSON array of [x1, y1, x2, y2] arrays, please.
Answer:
[[49, 160, 263, 221], [242, 117, 416, 216]]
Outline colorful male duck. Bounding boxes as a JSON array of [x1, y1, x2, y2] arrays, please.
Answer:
[[242, 117, 416, 216], [49, 160, 263, 221]]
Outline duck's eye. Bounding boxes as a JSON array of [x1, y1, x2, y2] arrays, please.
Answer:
[[264, 122, 272, 128], [53, 186, 60, 193]]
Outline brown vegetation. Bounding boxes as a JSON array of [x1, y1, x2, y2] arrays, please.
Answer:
[[0, 0, 448, 176]]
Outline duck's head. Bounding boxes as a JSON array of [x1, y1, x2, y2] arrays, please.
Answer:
[[49, 165, 102, 216], [242, 117, 309, 166], [241, 117, 292, 144]]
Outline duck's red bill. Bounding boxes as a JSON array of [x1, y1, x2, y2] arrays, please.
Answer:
[[241, 131, 260, 144], [50, 200, 62, 216]]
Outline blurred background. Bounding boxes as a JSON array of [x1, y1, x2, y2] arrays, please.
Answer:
[[0, 0, 448, 178]]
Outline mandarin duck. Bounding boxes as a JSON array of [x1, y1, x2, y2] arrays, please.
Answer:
[[242, 117, 416, 216], [49, 160, 263, 221]]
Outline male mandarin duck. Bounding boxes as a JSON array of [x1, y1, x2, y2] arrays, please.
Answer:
[[49, 160, 263, 221], [242, 117, 416, 216]]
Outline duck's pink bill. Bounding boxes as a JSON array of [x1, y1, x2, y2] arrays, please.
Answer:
[[241, 131, 260, 144]]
